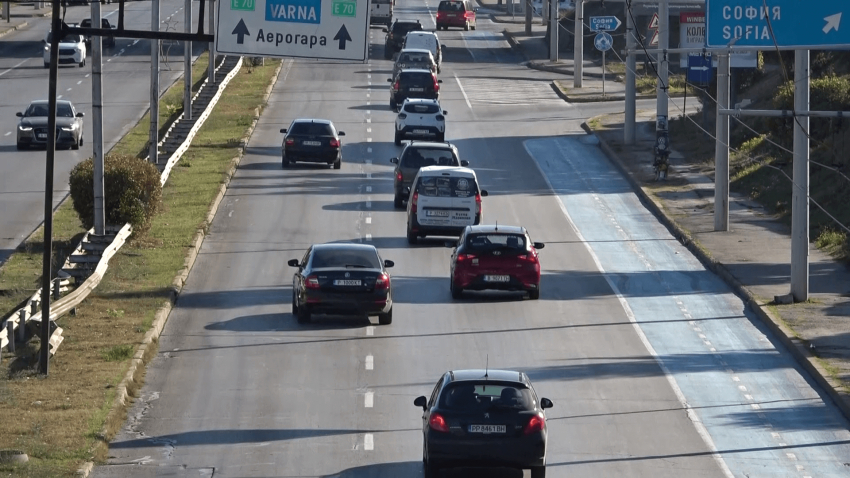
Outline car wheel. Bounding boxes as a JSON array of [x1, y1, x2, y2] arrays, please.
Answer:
[[296, 305, 311, 324], [291, 291, 299, 315], [333, 156, 341, 169], [79, 58, 86, 67], [472, 23, 476, 30], [378, 308, 392, 325], [464, 22, 469, 31], [79, 136, 84, 147], [394, 130, 402, 146], [530, 466, 546, 478], [406, 225, 418, 245], [529, 287, 540, 300], [389, 100, 397, 112], [16, 142, 27, 151], [393, 193, 404, 209], [71, 139, 80, 150], [451, 277, 463, 299]]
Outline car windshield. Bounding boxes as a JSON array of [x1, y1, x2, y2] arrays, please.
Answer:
[[402, 103, 440, 114], [465, 233, 527, 253], [289, 122, 334, 136], [25, 104, 49, 117], [47, 32, 82, 43], [401, 148, 458, 168], [57, 104, 74, 117], [417, 175, 476, 198], [440, 383, 534, 411], [310, 249, 381, 269]]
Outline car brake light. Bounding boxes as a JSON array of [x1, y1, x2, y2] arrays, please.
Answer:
[[396, 171, 403, 182], [436, 12, 444, 19], [330, 138, 340, 148], [305, 275, 321, 289], [464, 11, 473, 18], [410, 190, 419, 213], [429, 412, 449, 433], [475, 192, 482, 215], [393, 80, 400, 91], [524, 414, 545, 435], [456, 253, 477, 262], [285, 138, 294, 146], [375, 272, 390, 290], [435, 114, 444, 121], [433, 75, 440, 92], [398, 113, 407, 119]]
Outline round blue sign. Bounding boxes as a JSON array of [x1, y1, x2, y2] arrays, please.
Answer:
[[594, 32, 613, 52]]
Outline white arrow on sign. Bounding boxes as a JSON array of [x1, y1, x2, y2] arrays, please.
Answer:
[[691, 66, 710, 71], [823, 12, 842, 34]]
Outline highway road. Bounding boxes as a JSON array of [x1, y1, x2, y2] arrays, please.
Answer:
[[92, 1, 850, 477], [0, 0, 204, 264]]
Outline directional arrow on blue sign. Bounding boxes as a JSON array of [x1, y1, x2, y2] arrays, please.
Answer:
[[706, 0, 849, 48]]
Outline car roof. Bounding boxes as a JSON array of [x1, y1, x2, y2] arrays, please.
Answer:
[[398, 68, 434, 74], [29, 99, 72, 107], [406, 31, 438, 38], [398, 48, 433, 55], [465, 225, 526, 235], [291, 118, 332, 125], [405, 140, 454, 149], [447, 369, 526, 384], [394, 19, 421, 24], [312, 243, 379, 253], [402, 98, 440, 104], [418, 165, 476, 177]]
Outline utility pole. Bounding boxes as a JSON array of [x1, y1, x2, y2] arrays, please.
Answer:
[[714, 53, 730, 232], [91, 0, 105, 235], [184, 0, 192, 120], [791, 50, 810, 302], [208, 0, 215, 83], [624, 0, 636, 144], [549, 0, 557, 61], [524, 0, 531, 34], [573, 0, 582, 86], [40, 0, 61, 375], [149, 0, 160, 163], [542, 0, 548, 27], [3, 2, 9, 22], [656, 0, 668, 128]]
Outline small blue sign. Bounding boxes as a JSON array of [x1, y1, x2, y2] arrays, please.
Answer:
[[706, 0, 849, 48], [590, 15, 622, 32], [687, 54, 713, 86], [266, 0, 322, 24], [594, 32, 613, 52]]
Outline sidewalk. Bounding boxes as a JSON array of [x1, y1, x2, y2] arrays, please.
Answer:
[[0, 2, 51, 38], [477, 0, 850, 419]]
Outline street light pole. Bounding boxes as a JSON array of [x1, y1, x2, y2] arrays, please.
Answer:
[[91, 0, 105, 235], [149, 0, 160, 163]]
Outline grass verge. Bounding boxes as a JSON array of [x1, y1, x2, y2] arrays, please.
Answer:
[[0, 54, 281, 476]]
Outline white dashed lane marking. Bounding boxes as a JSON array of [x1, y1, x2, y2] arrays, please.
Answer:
[[365, 233, 372, 241], [366, 326, 375, 336], [365, 392, 374, 408], [365, 217, 372, 224], [365, 355, 374, 370], [366, 186, 372, 192], [364, 434, 374, 450], [4, 132, 10, 136]]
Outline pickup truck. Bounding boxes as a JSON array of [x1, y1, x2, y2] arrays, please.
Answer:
[[80, 18, 117, 48]]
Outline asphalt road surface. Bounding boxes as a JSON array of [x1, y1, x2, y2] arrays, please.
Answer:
[[92, 1, 850, 477], [0, 0, 204, 264]]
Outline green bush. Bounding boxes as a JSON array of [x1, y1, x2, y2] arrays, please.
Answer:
[[68, 154, 162, 237], [770, 75, 850, 148]]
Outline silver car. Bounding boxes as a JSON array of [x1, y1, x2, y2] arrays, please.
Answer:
[[392, 48, 437, 77], [16, 100, 85, 150]]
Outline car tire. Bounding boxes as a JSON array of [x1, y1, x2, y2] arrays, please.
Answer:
[[296, 305, 311, 324], [378, 308, 392, 325], [393, 193, 404, 209], [471, 23, 476, 30], [406, 225, 418, 245], [71, 139, 80, 150], [464, 22, 469, 31], [79, 136, 84, 147], [291, 291, 299, 315], [16, 142, 27, 151], [44, 62, 49, 69], [394, 130, 402, 146], [79, 58, 86, 68], [531, 466, 546, 478], [529, 288, 540, 300], [451, 277, 463, 299], [333, 156, 341, 169], [390, 100, 397, 112]]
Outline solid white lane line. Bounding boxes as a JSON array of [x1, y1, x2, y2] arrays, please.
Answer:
[[365, 355, 374, 370], [366, 326, 375, 336], [454, 73, 473, 111], [364, 434, 374, 450], [365, 392, 374, 408]]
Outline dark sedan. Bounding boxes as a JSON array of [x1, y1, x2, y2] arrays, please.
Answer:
[[280, 119, 345, 169], [288, 243, 394, 324], [415, 369, 553, 478], [16, 100, 85, 150]]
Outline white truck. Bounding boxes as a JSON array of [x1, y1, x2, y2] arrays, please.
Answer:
[[370, 0, 393, 26]]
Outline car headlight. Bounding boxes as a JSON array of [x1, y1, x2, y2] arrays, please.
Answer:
[[18, 125, 32, 131], [61, 124, 78, 131]]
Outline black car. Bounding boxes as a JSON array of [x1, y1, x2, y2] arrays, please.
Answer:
[[387, 69, 442, 112], [16, 100, 85, 150], [415, 369, 553, 478], [390, 141, 467, 208], [288, 243, 394, 325], [383, 19, 423, 59], [280, 119, 345, 169], [80, 18, 117, 48]]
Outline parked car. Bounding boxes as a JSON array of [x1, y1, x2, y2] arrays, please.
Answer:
[[387, 69, 442, 112], [370, 0, 393, 27], [402, 31, 442, 72], [447, 225, 544, 299], [414, 369, 553, 478], [391, 140, 468, 208], [392, 48, 437, 77], [43, 29, 86, 68], [16, 99, 85, 150], [406, 166, 487, 244], [288, 243, 394, 325], [280, 119, 345, 169], [394, 98, 447, 145], [383, 19, 423, 59], [80, 18, 117, 48], [436, 0, 477, 31]]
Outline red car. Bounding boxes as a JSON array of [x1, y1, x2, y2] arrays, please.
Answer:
[[447, 225, 544, 300], [436, 0, 477, 31]]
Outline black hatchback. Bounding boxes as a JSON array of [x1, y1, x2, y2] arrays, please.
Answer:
[[288, 243, 394, 325], [383, 19, 424, 58], [280, 119, 345, 169], [414, 369, 553, 478], [388, 69, 442, 111]]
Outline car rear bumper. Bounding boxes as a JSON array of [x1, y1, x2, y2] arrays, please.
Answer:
[[428, 434, 546, 468], [302, 293, 392, 316], [283, 148, 340, 163], [397, 125, 443, 139], [392, 92, 439, 104], [455, 273, 539, 291], [437, 18, 471, 27]]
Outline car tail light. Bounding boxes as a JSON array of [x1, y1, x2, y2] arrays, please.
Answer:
[[429, 412, 449, 433], [329, 138, 340, 148], [456, 253, 477, 263], [524, 414, 546, 435], [398, 113, 407, 119], [285, 138, 294, 146], [396, 171, 403, 182], [464, 11, 474, 18], [305, 275, 321, 290], [475, 192, 482, 215], [393, 79, 400, 91], [436, 12, 444, 19], [435, 114, 444, 121], [375, 272, 390, 290], [433, 75, 440, 92], [410, 190, 419, 213]]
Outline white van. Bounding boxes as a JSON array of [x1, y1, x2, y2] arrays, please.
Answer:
[[405, 166, 488, 244], [402, 31, 442, 72], [370, 0, 393, 26]]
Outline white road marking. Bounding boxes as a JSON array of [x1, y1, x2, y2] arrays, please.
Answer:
[[732, 376, 740, 382], [785, 453, 796, 460], [738, 385, 747, 392], [366, 93, 370, 98], [751, 403, 761, 410], [365, 217, 372, 224], [365, 392, 374, 408], [364, 434, 374, 450], [366, 118, 371, 123], [4, 132, 10, 136], [67, 88, 72, 91], [709, 347, 716, 352], [57, 95, 62, 99], [366, 173, 372, 179], [454, 74, 473, 111], [366, 326, 375, 336], [365, 355, 374, 370], [744, 394, 753, 400], [366, 186, 372, 192], [366, 127, 372, 133], [367, 100, 371, 105], [365, 159, 372, 165], [228, 211, 233, 217], [85, 73, 90, 78], [77, 80, 82, 85], [368, 74, 371, 78], [366, 201, 372, 209], [0, 58, 30, 78], [367, 138, 372, 142], [367, 147, 372, 153], [366, 110, 371, 115]]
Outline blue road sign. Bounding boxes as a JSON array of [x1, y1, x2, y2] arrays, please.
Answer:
[[590, 16, 622, 32], [706, 0, 849, 48], [594, 32, 613, 51], [687, 55, 713, 86]]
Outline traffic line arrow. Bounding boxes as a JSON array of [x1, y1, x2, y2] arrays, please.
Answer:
[[231, 19, 250, 45], [334, 24, 352, 50], [823, 12, 842, 34]]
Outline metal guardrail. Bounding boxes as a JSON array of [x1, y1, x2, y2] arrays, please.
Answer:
[[0, 54, 244, 359]]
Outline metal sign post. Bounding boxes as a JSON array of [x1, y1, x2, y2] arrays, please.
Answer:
[[593, 31, 613, 96]]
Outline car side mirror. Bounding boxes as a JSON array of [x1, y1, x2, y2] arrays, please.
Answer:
[[540, 398, 553, 409], [16, 112, 23, 117], [437, 79, 443, 83], [280, 128, 287, 133], [383, 259, 394, 268], [287, 259, 300, 267], [480, 190, 489, 197], [460, 160, 469, 167], [382, 28, 388, 32], [414, 396, 427, 410], [534, 242, 545, 250], [387, 78, 393, 82], [338, 131, 345, 136], [442, 110, 448, 115], [390, 157, 399, 164], [76, 112, 85, 117]]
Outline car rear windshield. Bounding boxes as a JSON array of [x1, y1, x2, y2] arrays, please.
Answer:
[[393, 22, 422, 34], [465, 233, 527, 253], [401, 147, 458, 168], [440, 382, 534, 411], [399, 52, 431, 64], [403, 103, 440, 114], [438, 1, 465, 11], [289, 122, 334, 136], [311, 249, 381, 269], [417, 175, 477, 198], [400, 72, 434, 85]]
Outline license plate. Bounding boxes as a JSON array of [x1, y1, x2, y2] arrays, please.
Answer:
[[409, 87, 424, 92], [412, 129, 429, 134], [302, 140, 322, 146], [37, 134, 47, 139], [484, 275, 510, 282], [333, 279, 362, 286], [469, 424, 506, 434], [426, 210, 449, 217]]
